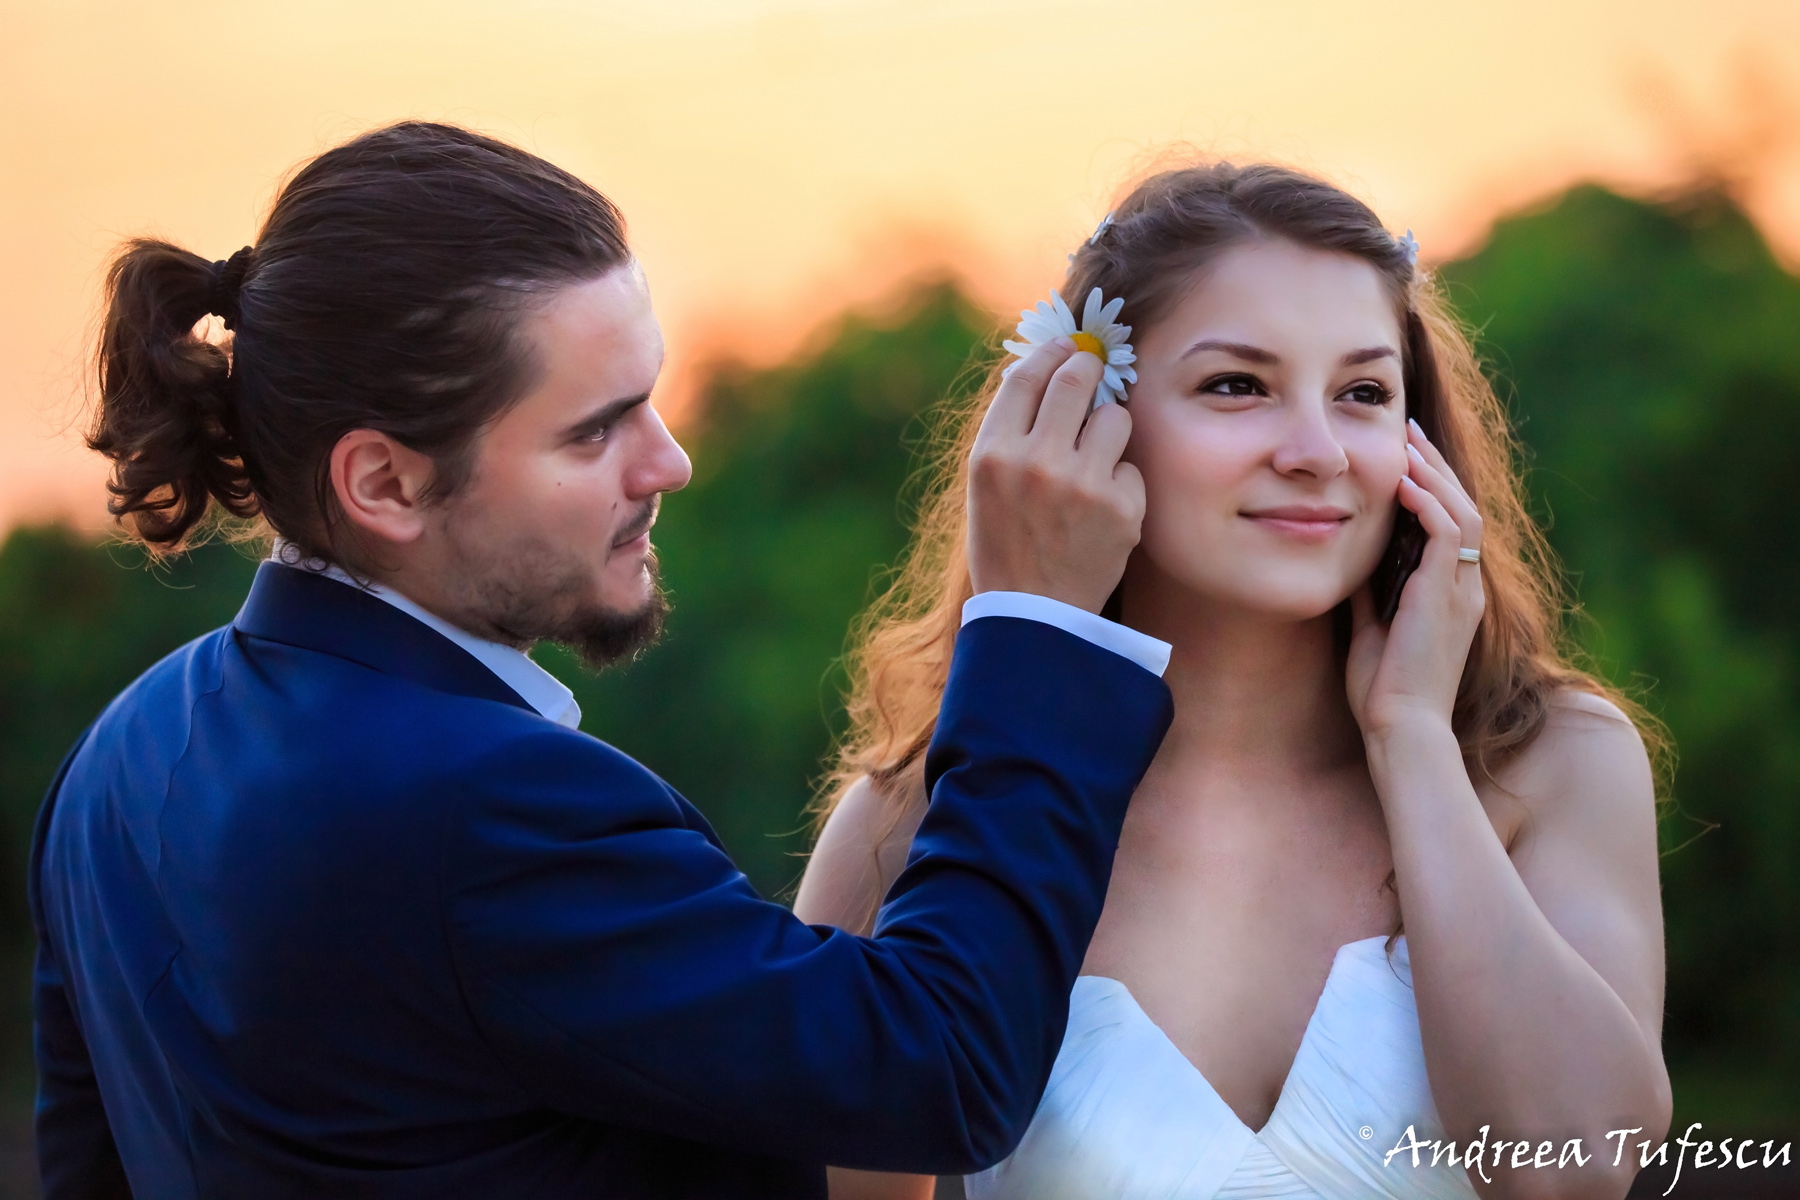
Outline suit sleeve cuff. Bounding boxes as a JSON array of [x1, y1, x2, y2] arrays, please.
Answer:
[[959, 591, 1171, 678]]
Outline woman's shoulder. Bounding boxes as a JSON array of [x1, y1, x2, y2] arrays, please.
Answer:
[[1490, 685, 1658, 851], [1508, 685, 1649, 784], [793, 766, 929, 935]]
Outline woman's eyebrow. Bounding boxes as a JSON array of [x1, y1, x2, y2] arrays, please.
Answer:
[[1341, 347, 1398, 366], [1179, 339, 1279, 363]]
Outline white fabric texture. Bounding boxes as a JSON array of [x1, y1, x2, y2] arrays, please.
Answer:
[[961, 591, 1172, 678], [967, 937, 1479, 1200], [271, 548, 582, 729]]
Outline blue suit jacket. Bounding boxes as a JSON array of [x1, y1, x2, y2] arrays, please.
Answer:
[[32, 562, 1171, 1199]]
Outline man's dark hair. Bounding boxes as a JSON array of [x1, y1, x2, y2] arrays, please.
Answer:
[[89, 121, 632, 558]]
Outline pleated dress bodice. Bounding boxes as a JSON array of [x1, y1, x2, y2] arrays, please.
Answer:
[[966, 937, 1479, 1200]]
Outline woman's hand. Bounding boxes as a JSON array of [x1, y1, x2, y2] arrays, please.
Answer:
[[1346, 419, 1485, 738]]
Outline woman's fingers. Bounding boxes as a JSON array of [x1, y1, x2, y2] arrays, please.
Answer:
[[1405, 444, 1482, 551], [1349, 582, 1379, 638], [1398, 474, 1467, 577], [1406, 420, 1476, 510]]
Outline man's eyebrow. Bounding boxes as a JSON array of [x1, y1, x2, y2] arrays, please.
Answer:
[[562, 392, 651, 441], [1342, 347, 1398, 366], [1179, 339, 1280, 364]]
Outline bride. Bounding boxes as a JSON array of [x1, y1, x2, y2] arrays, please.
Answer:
[[795, 162, 1671, 1200]]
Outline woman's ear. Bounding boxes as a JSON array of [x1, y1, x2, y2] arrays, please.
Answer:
[[328, 430, 437, 547]]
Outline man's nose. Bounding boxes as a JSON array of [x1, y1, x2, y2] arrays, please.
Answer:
[[1270, 398, 1349, 480], [627, 405, 693, 499]]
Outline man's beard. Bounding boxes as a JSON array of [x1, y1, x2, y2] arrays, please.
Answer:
[[438, 503, 669, 671]]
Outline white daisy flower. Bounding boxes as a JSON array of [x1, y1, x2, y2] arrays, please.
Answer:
[[1001, 286, 1138, 406]]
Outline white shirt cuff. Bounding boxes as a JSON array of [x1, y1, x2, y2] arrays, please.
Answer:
[[960, 591, 1171, 678]]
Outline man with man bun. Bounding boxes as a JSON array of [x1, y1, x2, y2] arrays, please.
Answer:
[[32, 122, 1172, 1199]]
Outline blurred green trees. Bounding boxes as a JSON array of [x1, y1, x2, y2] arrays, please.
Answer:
[[1, 187, 1796, 1133]]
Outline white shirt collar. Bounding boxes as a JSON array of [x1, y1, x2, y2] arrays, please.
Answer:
[[269, 541, 582, 730]]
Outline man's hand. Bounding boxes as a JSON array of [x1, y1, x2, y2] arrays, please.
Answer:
[[967, 338, 1145, 613]]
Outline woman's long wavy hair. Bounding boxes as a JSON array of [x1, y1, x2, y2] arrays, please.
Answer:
[[816, 161, 1665, 860]]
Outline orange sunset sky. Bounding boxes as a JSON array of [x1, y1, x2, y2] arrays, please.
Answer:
[[4, 0, 1798, 534]]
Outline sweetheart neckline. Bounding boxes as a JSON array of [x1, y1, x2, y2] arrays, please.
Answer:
[[1076, 934, 1404, 1137]]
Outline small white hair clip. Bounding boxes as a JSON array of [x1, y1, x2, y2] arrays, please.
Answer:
[[1399, 229, 1420, 267], [1070, 213, 1116, 263]]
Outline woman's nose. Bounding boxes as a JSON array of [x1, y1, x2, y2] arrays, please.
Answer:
[[1270, 400, 1349, 480]]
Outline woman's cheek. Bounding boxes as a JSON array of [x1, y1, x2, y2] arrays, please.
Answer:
[[1345, 424, 1409, 495]]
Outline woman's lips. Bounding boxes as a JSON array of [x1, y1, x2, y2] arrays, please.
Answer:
[[1241, 505, 1352, 541]]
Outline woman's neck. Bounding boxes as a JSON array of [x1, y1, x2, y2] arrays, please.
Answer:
[[1121, 579, 1364, 778]]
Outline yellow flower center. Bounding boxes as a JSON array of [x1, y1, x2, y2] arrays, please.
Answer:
[[1069, 331, 1107, 360]]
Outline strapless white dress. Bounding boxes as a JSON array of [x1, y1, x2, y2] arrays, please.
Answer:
[[966, 937, 1478, 1200]]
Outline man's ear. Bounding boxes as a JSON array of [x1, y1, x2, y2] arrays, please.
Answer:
[[328, 430, 438, 547]]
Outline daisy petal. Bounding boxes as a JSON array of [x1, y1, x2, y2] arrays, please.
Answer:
[[1081, 287, 1104, 331], [1010, 284, 1137, 401]]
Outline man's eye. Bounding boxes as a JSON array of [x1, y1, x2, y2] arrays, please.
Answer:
[[1201, 374, 1264, 397], [1341, 382, 1393, 406]]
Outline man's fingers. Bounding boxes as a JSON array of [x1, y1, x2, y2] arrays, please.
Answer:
[[1075, 401, 1132, 471], [966, 341, 1143, 612], [1029, 350, 1104, 445], [983, 339, 1076, 442], [1111, 460, 1146, 528]]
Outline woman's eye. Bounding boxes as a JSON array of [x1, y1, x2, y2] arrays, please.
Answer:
[[1341, 382, 1393, 406], [1201, 373, 1265, 397]]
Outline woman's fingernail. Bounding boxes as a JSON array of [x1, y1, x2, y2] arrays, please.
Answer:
[[1408, 418, 1423, 438], [1407, 444, 1425, 463], [1053, 335, 1075, 351]]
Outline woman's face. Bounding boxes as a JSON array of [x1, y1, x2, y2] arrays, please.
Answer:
[[1122, 238, 1408, 621]]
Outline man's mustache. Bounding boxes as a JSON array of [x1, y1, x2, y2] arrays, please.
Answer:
[[612, 498, 661, 548]]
